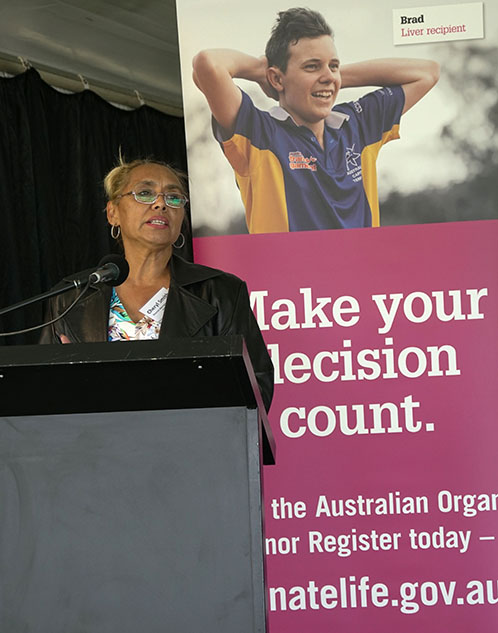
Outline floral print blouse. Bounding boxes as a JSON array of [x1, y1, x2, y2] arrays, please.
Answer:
[[108, 287, 168, 341]]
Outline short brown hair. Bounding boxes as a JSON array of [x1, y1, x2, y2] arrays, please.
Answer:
[[265, 8, 333, 72]]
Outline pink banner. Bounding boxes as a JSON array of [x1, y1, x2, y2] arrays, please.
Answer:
[[194, 220, 498, 631], [176, 0, 498, 627]]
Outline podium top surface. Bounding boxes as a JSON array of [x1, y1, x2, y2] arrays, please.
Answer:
[[0, 336, 275, 464]]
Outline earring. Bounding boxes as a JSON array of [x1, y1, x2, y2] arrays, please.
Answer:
[[111, 224, 121, 239], [173, 232, 185, 249]]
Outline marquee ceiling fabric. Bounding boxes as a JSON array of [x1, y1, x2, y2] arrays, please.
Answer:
[[0, 0, 183, 115]]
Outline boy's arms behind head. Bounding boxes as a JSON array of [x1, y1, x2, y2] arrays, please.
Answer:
[[340, 58, 440, 115], [193, 49, 275, 136], [193, 49, 440, 136]]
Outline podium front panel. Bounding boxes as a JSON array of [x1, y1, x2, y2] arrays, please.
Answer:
[[0, 407, 266, 633]]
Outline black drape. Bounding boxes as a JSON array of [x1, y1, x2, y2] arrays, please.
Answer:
[[0, 69, 189, 344]]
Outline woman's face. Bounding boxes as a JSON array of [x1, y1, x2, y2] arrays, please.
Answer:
[[107, 163, 186, 253]]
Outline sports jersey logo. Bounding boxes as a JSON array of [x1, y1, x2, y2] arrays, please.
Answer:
[[353, 100, 363, 114], [345, 144, 362, 182], [288, 151, 317, 171]]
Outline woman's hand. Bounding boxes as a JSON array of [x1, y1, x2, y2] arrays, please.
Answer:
[[59, 334, 71, 344]]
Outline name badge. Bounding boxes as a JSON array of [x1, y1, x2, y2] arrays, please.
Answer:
[[140, 287, 169, 320]]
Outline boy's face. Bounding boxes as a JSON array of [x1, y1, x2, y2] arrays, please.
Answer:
[[274, 35, 341, 128]]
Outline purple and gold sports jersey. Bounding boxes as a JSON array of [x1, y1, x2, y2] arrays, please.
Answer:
[[213, 86, 405, 233]]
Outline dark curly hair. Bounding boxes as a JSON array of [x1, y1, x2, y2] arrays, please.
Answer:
[[265, 7, 333, 72]]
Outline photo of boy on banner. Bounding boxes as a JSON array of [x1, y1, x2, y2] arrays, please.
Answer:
[[179, 0, 497, 236], [193, 8, 439, 233]]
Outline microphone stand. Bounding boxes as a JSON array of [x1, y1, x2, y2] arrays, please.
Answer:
[[0, 256, 127, 337], [0, 281, 80, 318]]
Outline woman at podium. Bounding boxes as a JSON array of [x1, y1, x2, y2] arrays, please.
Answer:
[[40, 159, 273, 411]]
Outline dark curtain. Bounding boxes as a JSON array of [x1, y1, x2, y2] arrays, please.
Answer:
[[0, 69, 190, 345]]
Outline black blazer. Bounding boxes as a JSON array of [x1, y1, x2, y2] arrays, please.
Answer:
[[40, 254, 274, 411]]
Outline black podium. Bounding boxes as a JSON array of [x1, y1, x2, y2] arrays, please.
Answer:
[[0, 337, 274, 633]]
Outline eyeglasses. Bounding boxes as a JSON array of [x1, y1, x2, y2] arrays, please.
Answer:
[[116, 190, 188, 208]]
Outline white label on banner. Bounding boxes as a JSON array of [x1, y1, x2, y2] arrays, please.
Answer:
[[393, 2, 483, 45]]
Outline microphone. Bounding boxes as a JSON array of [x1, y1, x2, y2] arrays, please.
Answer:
[[65, 255, 129, 288], [89, 254, 129, 286]]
